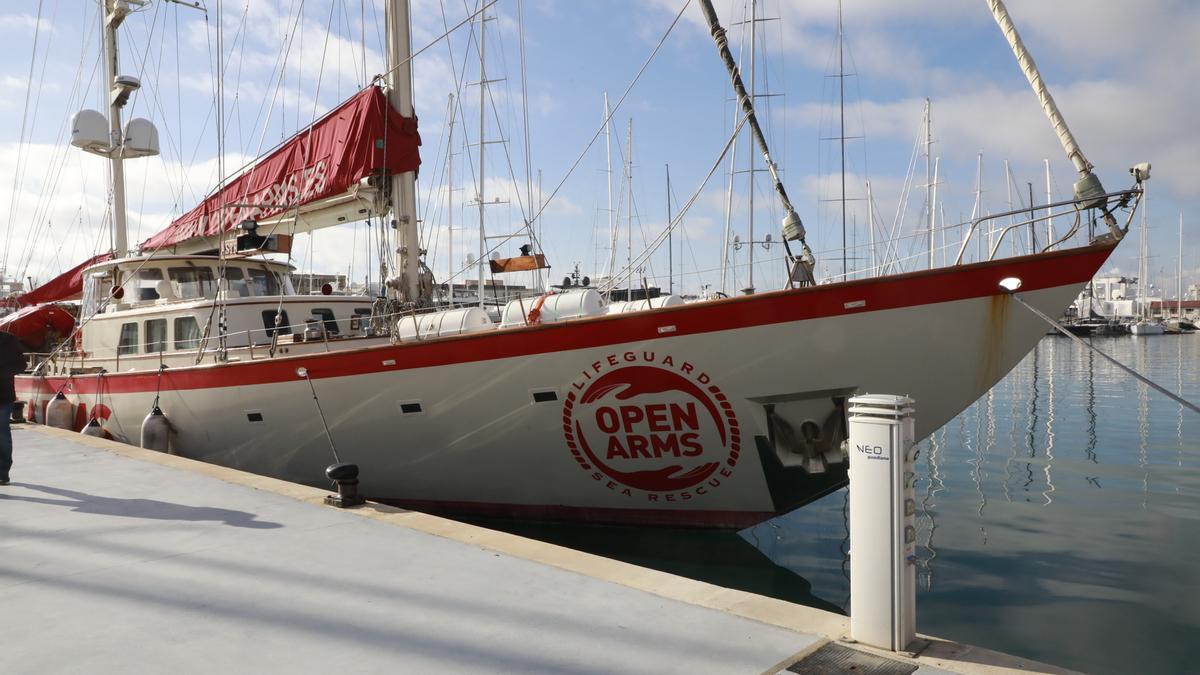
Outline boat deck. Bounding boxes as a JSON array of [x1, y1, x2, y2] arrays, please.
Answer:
[[0, 425, 1071, 674]]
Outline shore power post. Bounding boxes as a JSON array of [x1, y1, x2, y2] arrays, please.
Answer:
[[847, 394, 917, 652]]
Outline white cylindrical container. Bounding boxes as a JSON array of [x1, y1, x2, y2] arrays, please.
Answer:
[[606, 295, 684, 314], [395, 314, 423, 342], [499, 298, 532, 328], [400, 307, 495, 341], [847, 394, 917, 652], [425, 307, 493, 338], [540, 289, 605, 322], [500, 290, 606, 328]]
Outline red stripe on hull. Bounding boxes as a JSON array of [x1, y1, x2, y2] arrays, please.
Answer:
[[373, 497, 777, 530], [16, 242, 1114, 397]]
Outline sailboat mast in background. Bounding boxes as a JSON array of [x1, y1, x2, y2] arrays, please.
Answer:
[[477, 8, 488, 308]]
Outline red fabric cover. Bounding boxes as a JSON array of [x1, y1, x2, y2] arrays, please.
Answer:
[[140, 85, 420, 251], [7, 252, 113, 307], [0, 304, 76, 350]]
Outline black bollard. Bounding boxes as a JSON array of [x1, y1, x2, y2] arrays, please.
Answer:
[[323, 462, 365, 508], [10, 401, 25, 424]]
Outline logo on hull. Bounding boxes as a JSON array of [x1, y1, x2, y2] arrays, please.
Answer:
[[563, 352, 741, 502]]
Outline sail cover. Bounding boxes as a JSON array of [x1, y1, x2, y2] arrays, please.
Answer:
[[6, 253, 114, 307], [140, 85, 420, 251]]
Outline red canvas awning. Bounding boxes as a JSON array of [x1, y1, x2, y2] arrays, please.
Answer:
[[140, 85, 421, 251], [7, 253, 113, 307]]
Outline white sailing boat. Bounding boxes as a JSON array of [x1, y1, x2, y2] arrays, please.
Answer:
[[12, 0, 1147, 528]]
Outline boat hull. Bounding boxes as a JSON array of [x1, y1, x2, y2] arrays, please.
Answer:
[[17, 242, 1116, 528]]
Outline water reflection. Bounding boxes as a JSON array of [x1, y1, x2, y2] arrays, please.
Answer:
[[482, 336, 1200, 675], [1044, 339, 1056, 505], [466, 518, 845, 615]]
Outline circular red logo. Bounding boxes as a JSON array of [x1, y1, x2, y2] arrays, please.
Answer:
[[563, 353, 740, 501]]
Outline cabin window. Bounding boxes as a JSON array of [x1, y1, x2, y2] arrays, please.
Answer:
[[262, 309, 291, 337], [133, 268, 164, 301], [350, 307, 372, 331], [118, 323, 139, 355], [168, 266, 216, 299], [311, 308, 339, 335], [224, 267, 251, 297], [82, 271, 112, 320], [248, 268, 282, 296], [145, 319, 167, 353], [174, 316, 201, 349]]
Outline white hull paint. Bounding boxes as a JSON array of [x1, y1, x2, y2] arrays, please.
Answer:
[[17, 245, 1111, 527]]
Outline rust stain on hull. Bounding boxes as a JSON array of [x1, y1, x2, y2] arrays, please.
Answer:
[[980, 293, 1010, 389]]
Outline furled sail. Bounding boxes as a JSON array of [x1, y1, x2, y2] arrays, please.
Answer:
[[5, 253, 114, 307], [140, 85, 421, 254]]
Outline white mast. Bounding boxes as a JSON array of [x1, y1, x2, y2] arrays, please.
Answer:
[[1004, 158, 1015, 254], [746, 0, 757, 293], [604, 92, 617, 286], [866, 179, 875, 276], [971, 153, 983, 221], [626, 118, 634, 294], [1138, 184, 1149, 319], [446, 92, 455, 303], [102, 1, 131, 257], [1044, 158, 1054, 248], [971, 153, 983, 259], [1179, 212, 1184, 318], [924, 98, 933, 270], [930, 155, 940, 270], [72, 2, 157, 259], [385, 0, 420, 304], [477, 9, 488, 309], [837, 0, 847, 279]]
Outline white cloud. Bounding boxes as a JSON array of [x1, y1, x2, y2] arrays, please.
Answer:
[[0, 13, 53, 34]]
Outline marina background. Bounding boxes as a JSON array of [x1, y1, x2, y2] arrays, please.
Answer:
[[0, 1, 1196, 297], [488, 334, 1200, 675]]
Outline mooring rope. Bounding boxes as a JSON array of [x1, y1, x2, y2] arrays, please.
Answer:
[[1007, 290, 1200, 416]]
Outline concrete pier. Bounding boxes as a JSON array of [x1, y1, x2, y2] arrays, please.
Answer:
[[0, 425, 1072, 674]]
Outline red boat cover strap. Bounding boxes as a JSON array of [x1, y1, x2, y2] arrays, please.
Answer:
[[140, 85, 420, 251], [8, 253, 114, 307]]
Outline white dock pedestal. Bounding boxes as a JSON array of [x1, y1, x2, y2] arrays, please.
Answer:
[[847, 394, 917, 651]]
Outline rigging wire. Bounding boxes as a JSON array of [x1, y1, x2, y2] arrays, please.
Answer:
[[603, 113, 750, 292], [16, 2, 102, 284], [4, 0, 48, 279], [1008, 290, 1200, 416], [440, 0, 693, 287]]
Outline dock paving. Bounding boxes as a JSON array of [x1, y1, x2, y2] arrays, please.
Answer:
[[0, 425, 1070, 674]]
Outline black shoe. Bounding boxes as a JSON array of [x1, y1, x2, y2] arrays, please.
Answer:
[[0, 479, 9, 485]]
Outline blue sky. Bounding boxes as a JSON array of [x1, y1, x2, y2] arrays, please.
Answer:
[[1, 0, 1195, 298]]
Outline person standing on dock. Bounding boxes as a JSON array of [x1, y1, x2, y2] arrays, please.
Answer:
[[0, 329, 26, 485]]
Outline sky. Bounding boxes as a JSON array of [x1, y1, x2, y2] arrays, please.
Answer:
[[0, 0, 1196, 299]]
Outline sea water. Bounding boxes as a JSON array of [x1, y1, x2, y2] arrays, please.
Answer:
[[493, 335, 1200, 674]]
